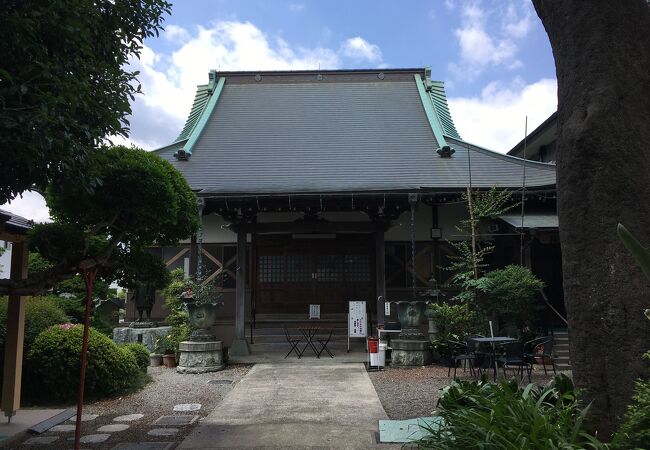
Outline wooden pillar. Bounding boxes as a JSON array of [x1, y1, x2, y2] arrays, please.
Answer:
[[230, 228, 250, 356], [2, 241, 29, 419], [375, 229, 386, 326]]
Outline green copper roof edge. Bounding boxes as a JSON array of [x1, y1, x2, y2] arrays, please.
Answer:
[[414, 74, 447, 148], [428, 81, 461, 139], [182, 77, 226, 155]]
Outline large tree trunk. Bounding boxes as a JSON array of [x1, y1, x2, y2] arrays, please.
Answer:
[[532, 0, 650, 438]]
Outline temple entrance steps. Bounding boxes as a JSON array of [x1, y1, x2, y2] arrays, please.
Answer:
[[245, 313, 367, 352], [553, 329, 571, 371]]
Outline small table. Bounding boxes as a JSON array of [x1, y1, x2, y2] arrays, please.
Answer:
[[470, 336, 517, 381], [299, 327, 321, 357]]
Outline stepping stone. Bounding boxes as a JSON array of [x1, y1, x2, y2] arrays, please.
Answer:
[[23, 436, 59, 445], [207, 379, 232, 385], [113, 413, 144, 422], [67, 433, 110, 443], [147, 428, 179, 437], [50, 424, 76, 432], [98, 424, 129, 432], [68, 414, 99, 422], [110, 443, 174, 450], [151, 415, 198, 426], [173, 403, 201, 412]]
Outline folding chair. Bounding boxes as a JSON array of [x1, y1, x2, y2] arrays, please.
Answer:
[[316, 329, 334, 358], [283, 327, 303, 358], [447, 340, 476, 378]]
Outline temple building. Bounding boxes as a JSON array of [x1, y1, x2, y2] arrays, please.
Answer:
[[137, 68, 560, 355]]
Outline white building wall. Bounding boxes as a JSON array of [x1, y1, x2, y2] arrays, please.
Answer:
[[0, 240, 11, 279]]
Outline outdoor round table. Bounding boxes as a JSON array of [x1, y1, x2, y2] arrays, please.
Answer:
[[470, 336, 518, 381]]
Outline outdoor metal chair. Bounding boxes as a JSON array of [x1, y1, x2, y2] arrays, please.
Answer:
[[447, 340, 476, 378], [316, 329, 334, 358], [466, 334, 487, 374], [525, 337, 557, 374], [283, 327, 303, 358], [497, 341, 532, 381]]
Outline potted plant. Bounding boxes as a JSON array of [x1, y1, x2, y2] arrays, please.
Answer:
[[156, 335, 177, 368]]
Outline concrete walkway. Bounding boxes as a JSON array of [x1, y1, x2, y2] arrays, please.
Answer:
[[178, 362, 398, 449]]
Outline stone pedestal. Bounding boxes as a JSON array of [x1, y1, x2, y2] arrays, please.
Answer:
[[390, 339, 433, 367], [113, 326, 172, 353], [176, 340, 224, 374]]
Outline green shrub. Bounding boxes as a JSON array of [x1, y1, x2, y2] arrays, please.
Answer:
[[613, 351, 650, 449], [419, 375, 607, 449], [428, 302, 483, 357], [483, 265, 545, 318], [0, 296, 68, 373], [26, 324, 145, 403], [162, 268, 194, 353], [122, 343, 150, 373]]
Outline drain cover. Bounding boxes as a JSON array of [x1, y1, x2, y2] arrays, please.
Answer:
[[208, 379, 232, 385]]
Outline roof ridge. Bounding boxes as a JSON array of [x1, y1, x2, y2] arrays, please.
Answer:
[[446, 136, 556, 170]]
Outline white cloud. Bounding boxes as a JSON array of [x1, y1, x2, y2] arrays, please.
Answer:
[[448, 78, 557, 152], [341, 37, 383, 64], [288, 3, 305, 13], [1, 191, 51, 223], [164, 24, 191, 43], [450, 1, 535, 79]]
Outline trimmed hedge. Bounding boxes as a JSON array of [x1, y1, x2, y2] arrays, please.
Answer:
[[122, 343, 150, 373], [0, 296, 68, 351], [26, 325, 145, 403]]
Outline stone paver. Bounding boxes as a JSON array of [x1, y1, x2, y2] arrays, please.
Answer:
[[173, 403, 201, 412], [97, 423, 130, 432], [113, 413, 144, 422], [147, 427, 179, 437], [67, 433, 111, 443], [178, 362, 396, 449], [67, 413, 99, 422], [49, 424, 76, 432], [23, 435, 59, 445], [110, 443, 175, 450], [152, 415, 199, 426]]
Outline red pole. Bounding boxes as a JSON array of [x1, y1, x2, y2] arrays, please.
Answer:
[[74, 268, 96, 450]]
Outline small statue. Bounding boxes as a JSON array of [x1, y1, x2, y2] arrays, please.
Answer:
[[133, 283, 156, 322]]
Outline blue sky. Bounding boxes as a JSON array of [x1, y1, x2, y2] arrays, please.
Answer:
[[4, 0, 558, 221]]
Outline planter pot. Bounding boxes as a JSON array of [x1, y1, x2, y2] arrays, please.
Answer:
[[162, 353, 177, 368], [149, 353, 163, 367]]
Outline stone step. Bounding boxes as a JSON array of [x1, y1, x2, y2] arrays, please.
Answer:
[[247, 341, 366, 353]]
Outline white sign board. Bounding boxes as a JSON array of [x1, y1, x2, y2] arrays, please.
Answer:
[[348, 301, 367, 337], [384, 301, 391, 316], [309, 304, 320, 319]]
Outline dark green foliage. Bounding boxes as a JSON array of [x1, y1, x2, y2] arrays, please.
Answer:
[[26, 325, 145, 403], [428, 302, 483, 357], [613, 352, 650, 449], [122, 343, 150, 374], [0, 0, 172, 203], [483, 265, 545, 322], [0, 296, 68, 356], [420, 375, 608, 449], [12, 145, 198, 296], [161, 268, 193, 353]]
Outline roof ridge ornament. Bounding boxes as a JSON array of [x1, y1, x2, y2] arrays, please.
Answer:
[[436, 146, 455, 158]]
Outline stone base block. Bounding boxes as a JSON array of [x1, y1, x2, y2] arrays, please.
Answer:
[[113, 326, 172, 353], [228, 338, 251, 357], [390, 339, 433, 367], [177, 340, 224, 374]]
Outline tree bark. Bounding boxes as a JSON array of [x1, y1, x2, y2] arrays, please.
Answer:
[[533, 0, 650, 437]]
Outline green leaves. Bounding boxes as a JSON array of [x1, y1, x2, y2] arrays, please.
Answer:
[[420, 375, 608, 449], [0, 0, 172, 203], [617, 223, 650, 282]]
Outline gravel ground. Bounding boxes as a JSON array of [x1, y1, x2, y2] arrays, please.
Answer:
[[368, 363, 571, 420], [13, 364, 251, 449]]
